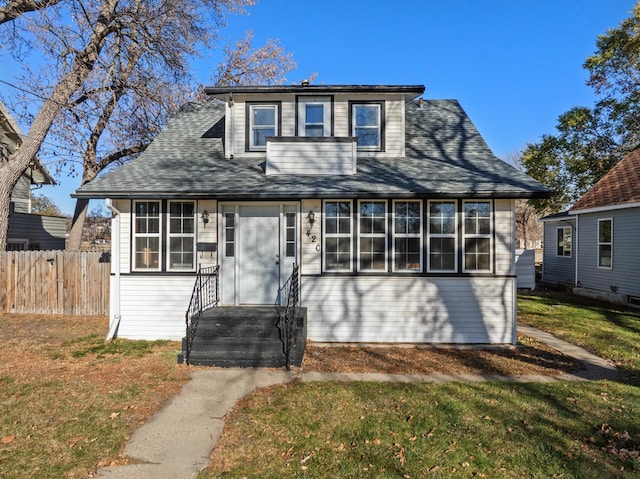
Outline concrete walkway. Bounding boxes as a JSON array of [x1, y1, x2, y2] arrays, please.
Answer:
[[94, 326, 619, 479]]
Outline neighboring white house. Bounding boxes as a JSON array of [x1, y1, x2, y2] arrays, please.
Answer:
[[542, 148, 640, 305], [74, 83, 548, 344]]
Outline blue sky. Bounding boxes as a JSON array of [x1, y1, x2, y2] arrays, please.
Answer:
[[1, 0, 637, 214]]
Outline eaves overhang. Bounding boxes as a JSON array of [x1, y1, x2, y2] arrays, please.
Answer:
[[205, 84, 426, 102]]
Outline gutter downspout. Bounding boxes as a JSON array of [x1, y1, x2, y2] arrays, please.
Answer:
[[105, 198, 121, 343], [574, 215, 579, 289]]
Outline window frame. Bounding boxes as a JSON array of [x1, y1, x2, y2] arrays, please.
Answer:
[[556, 226, 572, 258], [598, 218, 613, 269], [246, 101, 281, 151], [6, 238, 29, 251], [392, 200, 423, 273], [297, 96, 332, 137], [357, 200, 388, 272], [349, 101, 385, 151], [427, 200, 458, 273], [462, 200, 493, 273], [166, 200, 196, 272], [132, 200, 163, 272], [323, 200, 353, 272]]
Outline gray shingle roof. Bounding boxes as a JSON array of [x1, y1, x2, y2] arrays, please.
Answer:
[[74, 99, 548, 199]]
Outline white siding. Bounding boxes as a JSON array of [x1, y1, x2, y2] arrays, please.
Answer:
[[113, 200, 131, 274], [301, 276, 515, 344], [301, 199, 321, 275], [198, 199, 217, 268], [515, 249, 536, 290], [117, 275, 194, 340], [230, 93, 406, 160], [266, 139, 356, 175], [494, 199, 515, 276]]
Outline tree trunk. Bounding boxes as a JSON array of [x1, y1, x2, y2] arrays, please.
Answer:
[[0, 163, 25, 249], [66, 197, 90, 250]]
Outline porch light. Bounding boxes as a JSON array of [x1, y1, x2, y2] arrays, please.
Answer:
[[307, 210, 315, 234], [201, 210, 209, 227]]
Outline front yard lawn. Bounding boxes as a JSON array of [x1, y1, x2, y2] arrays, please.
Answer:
[[200, 290, 640, 478], [0, 314, 189, 479]]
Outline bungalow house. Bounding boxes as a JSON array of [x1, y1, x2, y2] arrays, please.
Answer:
[[74, 83, 548, 366], [1, 102, 66, 251], [543, 148, 640, 304]]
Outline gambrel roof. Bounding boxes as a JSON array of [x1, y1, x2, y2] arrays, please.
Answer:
[[570, 148, 640, 213], [74, 98, 548, 200]]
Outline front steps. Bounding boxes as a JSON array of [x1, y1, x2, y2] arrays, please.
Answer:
[[178, 306, 307, 368]]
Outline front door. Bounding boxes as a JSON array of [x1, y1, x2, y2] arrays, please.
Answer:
[[237, 205, 280, 304]]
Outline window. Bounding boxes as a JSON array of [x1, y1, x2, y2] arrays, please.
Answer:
[[351, 102, 383, 150], [167, 201, 195, 271], [285, 212, 296, 258], [393, 201, 422, 272], [224, 212, 235, 257], [324, 201, 352, 271], [133, 201, 161, 271], [6, 239, 28, 251], [598, 218, 612, 268], [358, 201, 387, 271], [556, 226, 572, 257], [297, 97, 331, 137], [428, 200, 457, 272], [247, 103, 279, 150], [463, 201, 492, 272]]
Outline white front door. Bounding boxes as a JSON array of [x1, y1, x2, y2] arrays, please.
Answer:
[[237, 205, 280, 304]]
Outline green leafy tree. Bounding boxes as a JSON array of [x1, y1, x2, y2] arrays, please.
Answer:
[[523, 2, 640, 213]]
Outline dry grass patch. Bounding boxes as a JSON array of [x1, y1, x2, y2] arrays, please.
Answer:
[[0, 314, 189, 479], [302, 333, 584, 376]]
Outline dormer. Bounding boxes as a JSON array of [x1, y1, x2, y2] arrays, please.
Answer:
[[204, 84, 424, 175]]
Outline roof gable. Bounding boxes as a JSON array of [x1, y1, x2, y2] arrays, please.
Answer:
[[570, 149, 640, 212]]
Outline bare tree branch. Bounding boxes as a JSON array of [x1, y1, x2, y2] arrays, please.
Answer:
[[0, 0, 62, 25]]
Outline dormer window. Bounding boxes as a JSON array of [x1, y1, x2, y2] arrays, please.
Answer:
[[351, 101, 384, 151], [297, 96, 332, 137], [247, 102, 280, 151]]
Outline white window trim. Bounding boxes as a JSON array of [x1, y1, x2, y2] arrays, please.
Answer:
[[556, 226, 572, 258], [166, 200, 196, 272], [357, 200, 388, 272], [248, 103, 279, 151], [597, 218, 613, 269], [392, 200, 422, 273], [462, 200, 493, 273], [427, 200, 458, 273], [323, 199, 353, 272], [351, 102, 382, 151], [297, 96, 331, 137], [132, 200, 162, 272]]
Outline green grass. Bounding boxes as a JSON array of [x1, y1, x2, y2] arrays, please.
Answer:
[[200, 290, 640, 478], [518, 290, 640, 381]]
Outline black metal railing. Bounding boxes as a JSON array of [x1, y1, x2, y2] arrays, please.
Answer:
[[276, 263, 300, 370], [185, 265, 219, 365]]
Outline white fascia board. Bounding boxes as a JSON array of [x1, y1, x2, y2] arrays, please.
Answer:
[[569, 201, 640, 215]]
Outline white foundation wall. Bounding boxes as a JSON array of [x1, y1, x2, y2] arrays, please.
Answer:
[[116, 275, 195, 340], [301, 276, 516, 344]]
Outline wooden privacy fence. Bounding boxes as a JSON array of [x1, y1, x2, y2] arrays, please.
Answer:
[[0, 250, 110, 315]]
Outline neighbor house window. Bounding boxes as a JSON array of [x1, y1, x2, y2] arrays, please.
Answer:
[[6, 239, 28, 251], [247, 103, 279, 150], [428, 200, 457, 272], [393, 200, 422, 272], [297, 96, 331, 137], [133, 201, 161, 271], [324, 200, 352, 271], [598, 218, 612, 268], [167, 201, 195, 271], [351, 102, 384, 150], [463, 201, 492, 272], [556, 226, 572, 257], [358, 200, 387, 271]]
